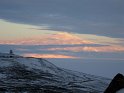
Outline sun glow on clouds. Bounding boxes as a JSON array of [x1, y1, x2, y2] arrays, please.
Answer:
[[1, 19, 124, 56], [0, 32, 93, 45], [0, 19, 57, 40], [0, 19, 93, 45], [0, 19, 123, 46], [23, 53, 78, 59]]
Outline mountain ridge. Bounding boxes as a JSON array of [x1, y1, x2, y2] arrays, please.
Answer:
[[0, 52, 110, 93]]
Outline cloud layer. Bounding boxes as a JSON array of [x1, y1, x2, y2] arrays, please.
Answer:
[[46, 45, 124, 52], [23, 53, 78, 59], [0, 32, 93, 45], [0, 0, 124, 38], [0, 0, 124, 59]]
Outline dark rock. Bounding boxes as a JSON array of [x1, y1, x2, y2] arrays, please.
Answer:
[[104, 73, 124, 93]]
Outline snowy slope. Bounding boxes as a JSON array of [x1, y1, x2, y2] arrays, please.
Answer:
[[116, 89, 124, 93], [0, 53, 110, 93]]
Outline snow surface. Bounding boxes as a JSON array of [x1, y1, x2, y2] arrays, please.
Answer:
[[0, 53, 110, 92], [0, 73, 6, 78], [116, 89, 124, 93], [0, 59, 13, 67]]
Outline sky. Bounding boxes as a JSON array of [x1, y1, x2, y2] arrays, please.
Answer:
[[0, 0, 124, 78]]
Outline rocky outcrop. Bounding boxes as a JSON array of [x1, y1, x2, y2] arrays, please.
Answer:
[[104, 73, 124, 93]]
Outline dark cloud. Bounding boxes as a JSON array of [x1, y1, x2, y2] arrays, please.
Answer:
[[0, 0, 124, 38]]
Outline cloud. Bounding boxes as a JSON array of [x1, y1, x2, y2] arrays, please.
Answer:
[[1, 44, 124, 60], [0, 32, 94, 45], [45, 45, 124, 53], [0, 0, 123, 38], [1, 18, 123, 46], [23, 53, 78, 59]]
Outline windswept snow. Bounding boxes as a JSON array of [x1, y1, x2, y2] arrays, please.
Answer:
[[116, 89, 124, 93], [0, 53, 110, 93]]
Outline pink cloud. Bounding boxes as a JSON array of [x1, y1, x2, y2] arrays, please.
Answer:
[[23, 53, 78, 59], [0, 32, 94, 45]]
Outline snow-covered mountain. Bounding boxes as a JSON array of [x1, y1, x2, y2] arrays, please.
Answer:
[[0, 52, 110, 93]]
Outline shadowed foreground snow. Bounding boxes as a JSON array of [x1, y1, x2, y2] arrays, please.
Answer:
[[0, 52, 110, 93]]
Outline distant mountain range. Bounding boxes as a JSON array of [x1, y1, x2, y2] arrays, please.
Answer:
[[0, 52, 110, 93]]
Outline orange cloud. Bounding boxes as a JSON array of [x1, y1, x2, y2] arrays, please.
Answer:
[[0, 32, 94, 45], [23, 53, 78, 59], [46, 45, 124, 52]]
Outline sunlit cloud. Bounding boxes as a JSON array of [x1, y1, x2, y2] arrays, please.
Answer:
[[0, 19, 57, 39], [75, 34, 124, 46], [1, 19, 124, 47], [0, 19, 93, 45], [23, 53, 78, 59], [22, 53, 124, 60], [45, 45, 124, 52], [0, 32, 94, 45]]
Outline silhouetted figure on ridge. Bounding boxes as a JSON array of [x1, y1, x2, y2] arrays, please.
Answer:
[[9, 50, 13, 54], [9, 50, 14, 58], [104, 73, 124, 93]]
